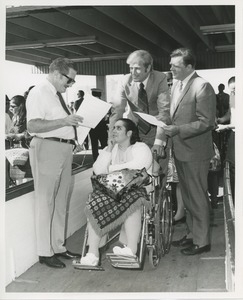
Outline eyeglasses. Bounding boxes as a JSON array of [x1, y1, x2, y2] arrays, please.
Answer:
[[61, 73, 76, 85]]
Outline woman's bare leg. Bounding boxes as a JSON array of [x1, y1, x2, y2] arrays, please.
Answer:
[[86, 222, 101, 257], [123, 209, 141, 255]]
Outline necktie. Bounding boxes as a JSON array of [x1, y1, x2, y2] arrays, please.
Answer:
[[171, 81, 183, 116], [179, 81, 183, 92], [134, 83, 150, 134], [56, 92, 78, 142], [138, 83, 149, 113]]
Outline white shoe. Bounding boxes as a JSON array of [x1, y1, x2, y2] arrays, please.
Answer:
[[113, 246, 136, 257], [79, 253, 99, 266]]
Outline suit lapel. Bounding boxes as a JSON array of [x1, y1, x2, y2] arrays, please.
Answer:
[[145, 71, 154, 101], [172, 72, 198, 118]]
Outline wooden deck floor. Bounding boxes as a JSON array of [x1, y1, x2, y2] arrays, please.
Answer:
[[6, 201, 227, 295]]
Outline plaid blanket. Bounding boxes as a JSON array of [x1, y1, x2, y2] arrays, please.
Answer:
[[85, 187, 149, 237]]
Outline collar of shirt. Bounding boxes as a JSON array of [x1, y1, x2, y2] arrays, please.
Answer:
[[45, 78, 59, 97], [180, 70, 196, 91], [132, 73, 150, 89]]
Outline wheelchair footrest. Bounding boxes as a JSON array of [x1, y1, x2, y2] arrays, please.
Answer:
[[106, 253, 141, 269], [72, 260, 104, 271]]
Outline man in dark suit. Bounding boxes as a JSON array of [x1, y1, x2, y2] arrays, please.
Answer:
[[164, 48, 216, 255], [89, 88, 109, 161], [74, 90, 85, 112], [109, 50, 171, 176]]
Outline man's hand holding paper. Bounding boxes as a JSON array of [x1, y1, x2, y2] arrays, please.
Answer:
[[133, 112, 166, 128]]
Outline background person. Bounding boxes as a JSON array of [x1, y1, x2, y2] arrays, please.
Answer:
[[26, 57, 83, 269], [216, 76, 235, 202], [78, 118, 152, 266], [6, 95, 31, 148], [73, 90, 89, 150], [89, 88, 109, 161], [164, 48, 216, 256]]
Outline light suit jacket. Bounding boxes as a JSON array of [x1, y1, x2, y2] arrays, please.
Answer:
[[109, 70, 171, 144], [171, 72, 216, 161]]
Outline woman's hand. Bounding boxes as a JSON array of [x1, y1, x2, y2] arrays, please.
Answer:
[[107, 138, 115, 152]]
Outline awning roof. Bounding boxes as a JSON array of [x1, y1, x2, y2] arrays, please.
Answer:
[[6, 5, 235, 74]]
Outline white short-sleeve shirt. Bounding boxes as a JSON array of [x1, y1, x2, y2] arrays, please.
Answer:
[[26, 79, 74, 139]]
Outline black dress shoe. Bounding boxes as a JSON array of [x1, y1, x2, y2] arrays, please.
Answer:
[[56, 250, 81, 260], [180, 244, 211, 255], [39, 255, 66, 268], [171, 235, 193, 247]]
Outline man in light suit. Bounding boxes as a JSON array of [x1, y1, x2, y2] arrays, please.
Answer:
[[164, 48, 216, 255], [109, 50, 171, 175]]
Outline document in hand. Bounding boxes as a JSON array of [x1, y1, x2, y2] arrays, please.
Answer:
[[133, 112, 166, 128], [76, 94, 112, 129], [75, 94, 112, 145]]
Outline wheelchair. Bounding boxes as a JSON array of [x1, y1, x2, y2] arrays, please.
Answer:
[[73, 150, 173, 271]]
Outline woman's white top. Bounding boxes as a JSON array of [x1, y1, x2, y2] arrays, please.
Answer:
[[93, 142, 153, 175]]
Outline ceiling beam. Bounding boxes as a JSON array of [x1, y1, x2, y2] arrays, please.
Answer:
[[134, 6, 195, 51], [31, 8, 133, 54], [58, 7, 162, 55], [200, 24, 235, 34], [214, 45, 235, 52], [211, 6, 234, 44], [173, 6, 214, 51], [6, 36, 97, 50], [94, 6, 172, 54], [6, 50, 51, 65]]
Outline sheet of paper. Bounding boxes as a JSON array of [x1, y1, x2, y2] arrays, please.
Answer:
[[76, 94, 112, 129], [76, 126, 90, 146], [133, 112, 166, 128]]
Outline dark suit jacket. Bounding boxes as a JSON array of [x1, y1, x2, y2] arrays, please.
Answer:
[[109, 70, 171, 144], [171, 72, 216, 161]]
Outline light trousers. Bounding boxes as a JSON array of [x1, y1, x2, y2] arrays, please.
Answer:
[[29, 137, 73, 256]]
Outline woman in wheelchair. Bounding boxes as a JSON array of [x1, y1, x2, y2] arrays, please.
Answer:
[[78, 118, 153, 267]]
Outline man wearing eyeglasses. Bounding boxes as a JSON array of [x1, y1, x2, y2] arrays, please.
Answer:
[[26, 57, 83, 269]]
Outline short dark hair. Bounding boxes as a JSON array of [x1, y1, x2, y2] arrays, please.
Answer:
[[49, 57, 78, 74], [118, 118, 140, 145], [228, 76, 235, 85], [78, 90, 85, 97], [170, 48, 196, 68]]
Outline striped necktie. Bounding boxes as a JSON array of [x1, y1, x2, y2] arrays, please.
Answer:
[[57, 92, 78, 142], [138, 82, 149, 113]]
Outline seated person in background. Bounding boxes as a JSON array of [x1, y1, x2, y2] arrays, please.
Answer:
[[6, 95, 32, 148], [78, 118, 153, 266], [5, 95, 13, 136]]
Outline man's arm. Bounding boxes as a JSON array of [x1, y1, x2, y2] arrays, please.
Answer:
[[27, 114, 83, 133], [164, 82, 216, 138], [154, 74, 171, 145], [108, 77, 128, 138]]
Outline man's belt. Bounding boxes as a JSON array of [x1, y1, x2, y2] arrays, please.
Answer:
[[42, 137, 76, 146]]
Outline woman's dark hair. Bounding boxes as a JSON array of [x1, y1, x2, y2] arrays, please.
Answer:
[[118, 118, 140, 145], [11, 95, 26, 132]]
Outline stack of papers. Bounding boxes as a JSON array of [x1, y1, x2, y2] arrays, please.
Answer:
[[75, 94, 111, 145]]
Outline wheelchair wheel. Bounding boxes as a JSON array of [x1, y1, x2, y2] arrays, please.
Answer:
[[160, 185, 173, 254], [148, 244, 160, 269], [148, 186, 163, 269]]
